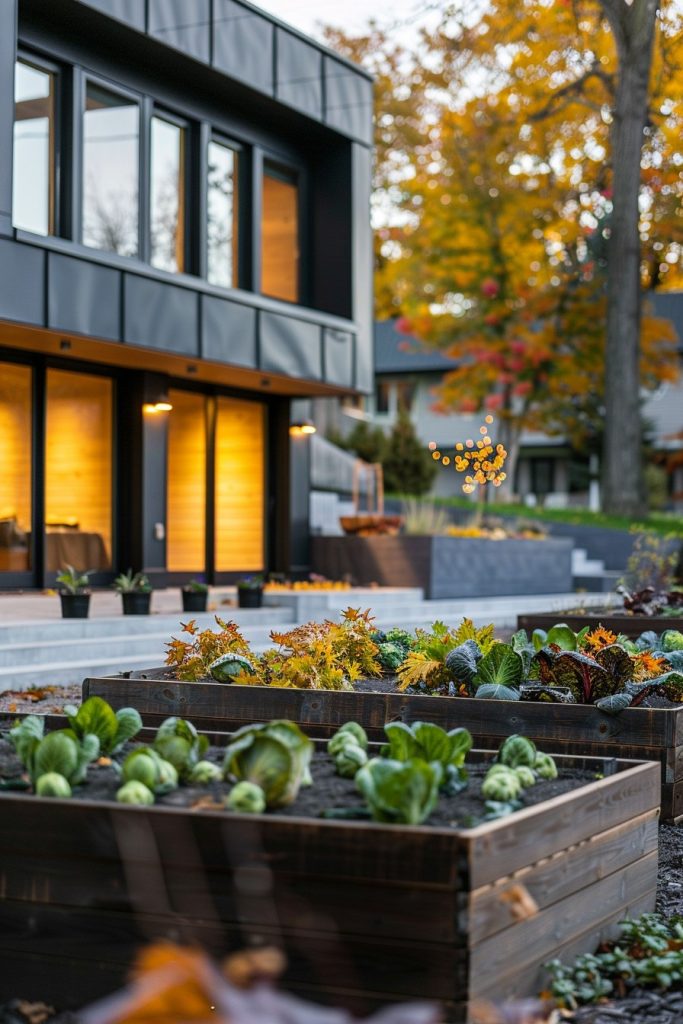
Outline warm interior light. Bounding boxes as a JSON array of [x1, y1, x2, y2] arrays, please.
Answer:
[[143, 401, 173, 414], [301, 423, 316, 434]]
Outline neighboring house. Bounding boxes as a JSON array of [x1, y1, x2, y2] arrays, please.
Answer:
[[316, 301, 683, 507], [0, 0, 373, 588]]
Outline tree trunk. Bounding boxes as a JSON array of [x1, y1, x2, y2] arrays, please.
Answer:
[[600, 0, 659, 516]]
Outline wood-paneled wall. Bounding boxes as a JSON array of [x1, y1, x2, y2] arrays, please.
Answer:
[[166, 389, 206, 572], [0, 362, 32, 533], [45, 369, 112, 564], [215, 397, 265, 572]]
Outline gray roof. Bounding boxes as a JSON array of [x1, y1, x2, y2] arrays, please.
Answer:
[[375, 292, 683, 375], [374, 320, 458, 374]]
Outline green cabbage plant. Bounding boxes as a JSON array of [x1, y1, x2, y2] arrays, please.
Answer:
[[498, 734, 537, 769], [225, 781, 266, 814], [153, 717, 209, 780], [64, 696, 142, 755], [481, 766, 522, 802], [381, 720, 472, 794], [35, 772, 72, 798], [336, 721, 368, 749], [356, 757, 442, 825], [117, 780, 155, 805], [534, 752, 558, 780], [122, 747, 178, 794], [189, 760, 223, 784], [10, 719, 100, 787], [222, 720, 313, 809], [335, 744, 368, 778]]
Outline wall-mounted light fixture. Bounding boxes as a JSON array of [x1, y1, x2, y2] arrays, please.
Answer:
[[142, 374, 173, 414], [143, 400, 173, 413], [289, 420, 317, 437]]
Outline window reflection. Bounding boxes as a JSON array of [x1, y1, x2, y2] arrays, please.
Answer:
[[83, 83, 139, 257], [13, 60, 54, 236], [207, 139, 238, 288], [0, 364, 32, 573], [151, 116, 185, 273], [261, 163, 299, 302]]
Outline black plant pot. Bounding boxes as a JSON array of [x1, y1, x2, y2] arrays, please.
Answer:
[[121, 592, 152, 616], [182, 589, 208, 612], [60, 592, 91, 619], [237, 587, 263, 609]]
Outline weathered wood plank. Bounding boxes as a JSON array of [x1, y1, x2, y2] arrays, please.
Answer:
[[464, 761, 660, 887], [469, 851, 657, 1000], [517, 612, 683, 639], [0, 897, 467, 1004], [467, 808, 658, 944]]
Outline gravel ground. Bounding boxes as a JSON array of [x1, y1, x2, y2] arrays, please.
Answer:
[[0, 684, 80, 714]]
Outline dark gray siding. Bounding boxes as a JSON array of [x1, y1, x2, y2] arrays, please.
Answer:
[[0, 0, 17, 237], [201, 294, 257, 367], [324, 328, 353, 388], [48, 252, 121, 341], [261, 312, 322, 380], [76, 0, 146, 30], [148, 0, 211, 63], [213, 0, 274, 94], [275, 30, 322, 120], [123, 275, 199, 355], [0, 237, 44, 325], [324, 57, 373, 146]]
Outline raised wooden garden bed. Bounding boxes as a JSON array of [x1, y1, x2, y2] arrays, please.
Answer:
[[84, 671, 683, 822], [517, 611, 683, 639], [0, 744, 659, 1021], [311, 535, 573, 598]]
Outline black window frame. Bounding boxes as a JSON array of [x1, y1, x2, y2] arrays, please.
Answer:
[[13, 48, 62, 239]]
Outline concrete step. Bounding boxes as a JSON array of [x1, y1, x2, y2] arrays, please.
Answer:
[[0, 607, 296, 645], [572, 571, 623, 593]]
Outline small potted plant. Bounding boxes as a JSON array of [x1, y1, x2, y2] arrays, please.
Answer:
[[114, 569, 152, 615], [181, 579, 209, 613], [56, 565, 92, 619], [236, 575, 264, 609]]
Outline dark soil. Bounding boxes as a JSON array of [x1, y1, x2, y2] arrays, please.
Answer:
[[0, 737, 595, 829]]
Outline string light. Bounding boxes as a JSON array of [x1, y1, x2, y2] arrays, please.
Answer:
[[428, 411, 508, 494]]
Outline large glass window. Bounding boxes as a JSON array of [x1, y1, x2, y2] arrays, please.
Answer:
[[167, 389, 206, 572], [215, 398, 265, 572], [151, 116, 185, 273], [261, 163, 299, 302], [45, 370, 113, 572], [207, 139, 238, 288], [12, 59, 55, 235], [83, 83, 139, 257], [0, 364, 32, 573]]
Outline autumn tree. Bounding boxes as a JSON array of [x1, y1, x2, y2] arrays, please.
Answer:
[[325, 2, 683, 510]]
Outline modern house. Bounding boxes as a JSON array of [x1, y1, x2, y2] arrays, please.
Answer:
[[0, 0, 373, 589]]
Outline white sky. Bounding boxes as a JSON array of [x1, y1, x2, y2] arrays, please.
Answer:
[[255, 0, 437, 42]]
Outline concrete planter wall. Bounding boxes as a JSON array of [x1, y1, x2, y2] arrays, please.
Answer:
[[310, 535, 573, 599]]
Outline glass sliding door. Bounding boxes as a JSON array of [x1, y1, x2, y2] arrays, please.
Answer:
[[166, 389, 207, 572], [215, 397, 265, 572], [0, 364, 32, 574], [45, 369, 113, 573]]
